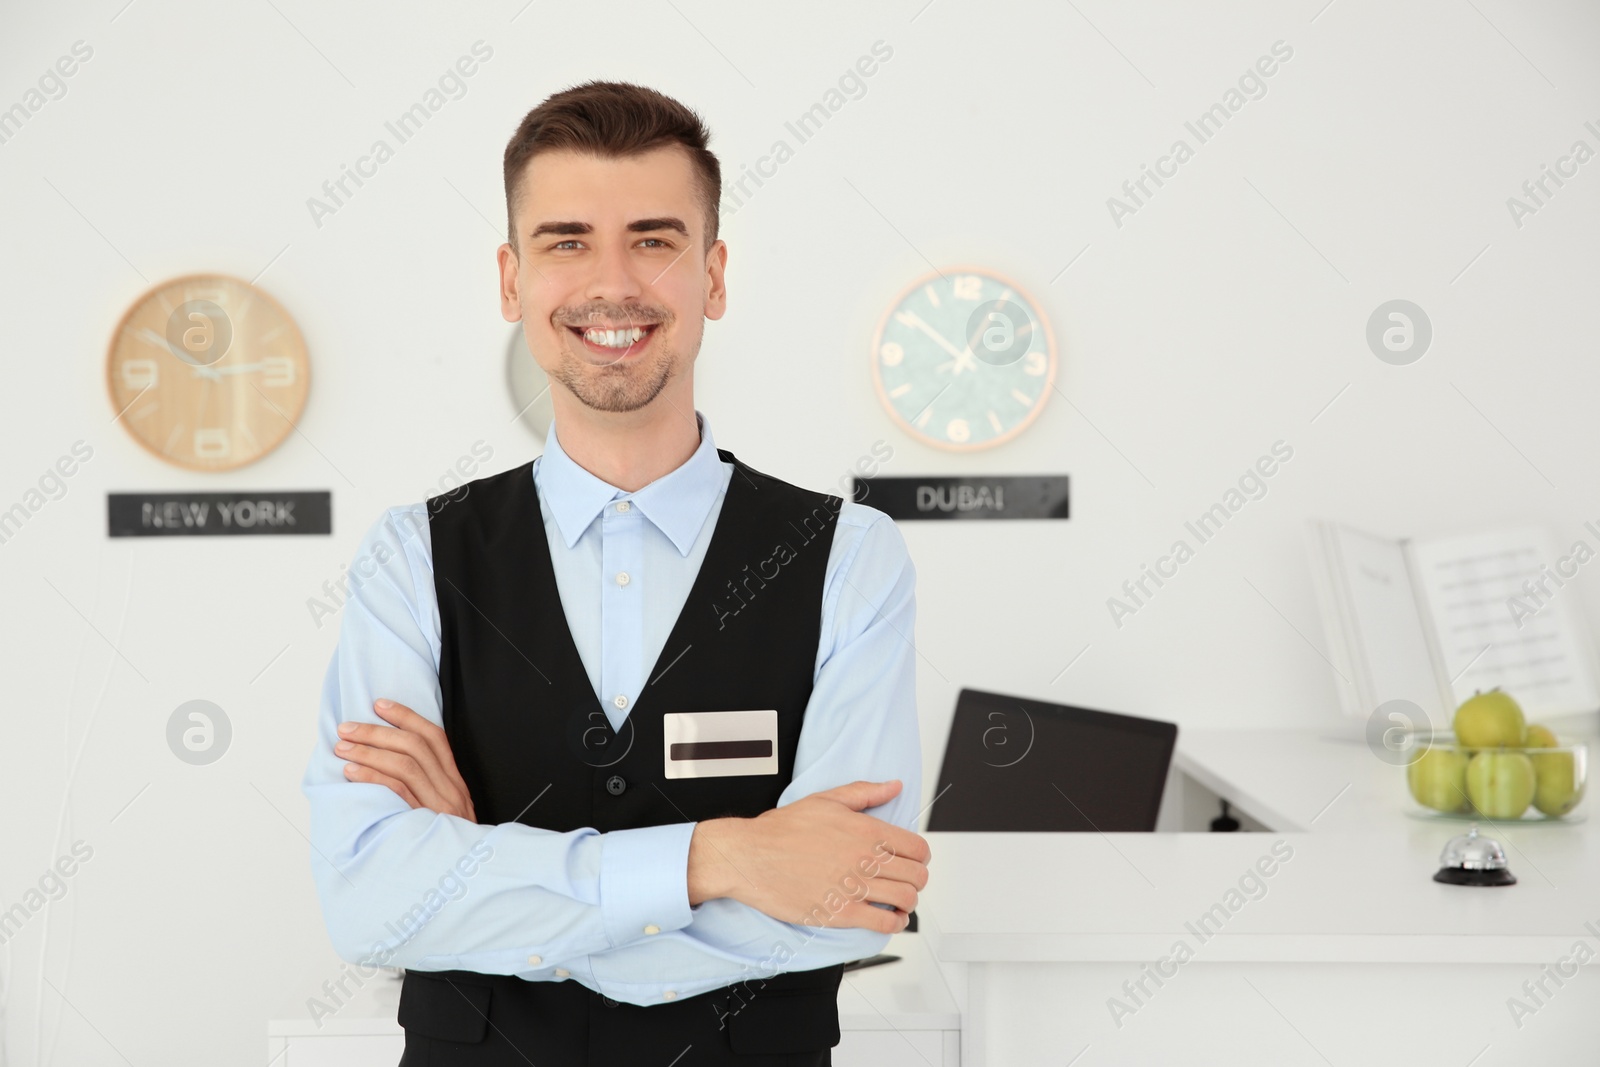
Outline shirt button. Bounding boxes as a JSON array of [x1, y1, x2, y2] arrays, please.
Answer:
[[643, 924, 661, 935], [663, 990, 677, 1000], [615, 571, 630, 586], [606, 775, 626, 796], [616, 501, 631, 512], [555, 968, 570, 978], [613, 694, 628, 709], [527, 954, 542, 966]]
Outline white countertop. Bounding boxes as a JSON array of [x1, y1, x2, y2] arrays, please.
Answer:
[[919, 719, 1600, 967]]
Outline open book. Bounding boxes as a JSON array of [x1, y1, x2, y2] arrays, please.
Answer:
[[1304, 520, 1600, 727]]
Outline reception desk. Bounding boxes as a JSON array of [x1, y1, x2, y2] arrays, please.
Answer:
[[922, 720, 1600, 1066], [274, 720, 1597, 1065]]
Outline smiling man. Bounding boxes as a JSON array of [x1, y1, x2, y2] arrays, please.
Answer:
[[300, 81, 928, 1065]]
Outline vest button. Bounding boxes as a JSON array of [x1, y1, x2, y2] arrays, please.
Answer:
[[601, 995, 619, 1008], [605, 775, 626, 796]]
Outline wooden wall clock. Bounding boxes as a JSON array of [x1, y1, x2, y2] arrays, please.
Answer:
[[871, 265, 1057, 451], [106, 273, 310, 472]]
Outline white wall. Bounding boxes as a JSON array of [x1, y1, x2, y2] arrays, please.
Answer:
[[3, 0, 1598, 1061]]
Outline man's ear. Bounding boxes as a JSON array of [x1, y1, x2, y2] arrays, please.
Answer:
[[703, 239, 728, 322], [498, 242, 524, 322]]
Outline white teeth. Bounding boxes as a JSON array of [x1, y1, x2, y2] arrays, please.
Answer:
[[582, 326, 648, 348]]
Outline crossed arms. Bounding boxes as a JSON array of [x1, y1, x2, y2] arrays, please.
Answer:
[[300, 503, 930, 1004]]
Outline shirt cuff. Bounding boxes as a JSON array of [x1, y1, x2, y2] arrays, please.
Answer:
[[599, 822, 696, 948]]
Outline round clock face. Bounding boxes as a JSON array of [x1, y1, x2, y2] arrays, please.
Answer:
[[505, 326, 555, 442], [106, 273, 310, 472], [871, 266, 1057, 451]]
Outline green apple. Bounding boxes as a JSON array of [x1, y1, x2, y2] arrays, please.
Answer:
[[1532, 752, 1582, 817], [1521, 726, 1583, 816], [1407, 746, 1470, 812], [1465, 750, 1536, 819], [1453, 688, 1526, 749]]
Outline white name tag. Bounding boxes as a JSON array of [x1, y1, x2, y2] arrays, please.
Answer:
[[662, 709, 779, 779]]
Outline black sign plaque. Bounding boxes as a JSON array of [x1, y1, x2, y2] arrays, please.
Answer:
[[851, 475, 1069, 521], [108, 491, 332, 537]]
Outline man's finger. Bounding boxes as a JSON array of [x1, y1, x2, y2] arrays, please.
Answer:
[[374, 700, 455, 768], [818, 779, 903, 812], [343, 761, 421, 809], [371, 701, 476, 809], [342, 716, 464, 812], [857, 877, 918, 914], [831, 900, 908, 935], [336, 741, 449, 811], [867, 852, 929, 891], [864, 823, 931, 867]]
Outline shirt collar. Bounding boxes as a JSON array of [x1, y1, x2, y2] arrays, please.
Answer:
[[533, 409, 725, 556]]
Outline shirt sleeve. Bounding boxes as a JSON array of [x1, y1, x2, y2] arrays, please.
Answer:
[[579, 503, 922, 1002], [301, 506, 697, 974]]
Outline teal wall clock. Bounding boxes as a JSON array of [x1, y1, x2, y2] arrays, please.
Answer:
[[871, 266, 1057, 451]]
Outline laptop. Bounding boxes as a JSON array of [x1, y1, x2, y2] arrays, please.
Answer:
[[927, 688, 1178, 832]]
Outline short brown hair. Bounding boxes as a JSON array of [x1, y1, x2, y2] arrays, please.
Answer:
[[502, 80, 721, 256]]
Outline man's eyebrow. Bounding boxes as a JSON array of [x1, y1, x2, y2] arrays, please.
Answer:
[[529, 217, 690, 240]]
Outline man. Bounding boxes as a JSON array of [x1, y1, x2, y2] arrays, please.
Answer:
[[301, 80, 928, 1065]]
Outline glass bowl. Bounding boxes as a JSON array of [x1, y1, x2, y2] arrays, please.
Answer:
[[1402, 731, 1587, 822]]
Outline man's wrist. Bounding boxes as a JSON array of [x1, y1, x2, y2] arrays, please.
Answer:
[[687, 817, 745, 906]]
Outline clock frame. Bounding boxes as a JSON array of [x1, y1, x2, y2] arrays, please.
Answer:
[[105, 273, 310, 472], [870, 264, 1057, 452]]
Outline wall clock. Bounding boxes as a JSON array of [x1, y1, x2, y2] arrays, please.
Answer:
[[505, 325, 554, 441], [106, 273, 310, 472], [871, 266, 1056, 451]]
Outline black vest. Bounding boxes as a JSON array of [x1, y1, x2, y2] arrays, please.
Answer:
[[398, 447, 848, 1065]]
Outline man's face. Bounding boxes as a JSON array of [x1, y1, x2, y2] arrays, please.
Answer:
[[498, 144, 726, 416]]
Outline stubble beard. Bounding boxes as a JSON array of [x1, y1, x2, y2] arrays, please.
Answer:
[[551, 328, 678, 414]]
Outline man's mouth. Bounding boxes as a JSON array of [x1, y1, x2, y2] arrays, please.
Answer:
[[567, 323, 659, 357]]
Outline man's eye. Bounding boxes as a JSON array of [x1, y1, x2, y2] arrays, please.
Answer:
[[552, 240, 581, 250], [640, 238, 669, 248]]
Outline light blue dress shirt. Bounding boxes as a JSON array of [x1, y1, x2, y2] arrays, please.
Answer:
[[301, 409, 921, 1006]]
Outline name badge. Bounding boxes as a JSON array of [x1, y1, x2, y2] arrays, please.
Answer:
[[662, 709, 779, 779]]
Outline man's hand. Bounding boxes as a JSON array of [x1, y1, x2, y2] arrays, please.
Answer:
[[335, 699, 477, 822], [688, 779, 931, 935]]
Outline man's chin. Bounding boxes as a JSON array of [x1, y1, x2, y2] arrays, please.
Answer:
[[557, 358, 673, 413]]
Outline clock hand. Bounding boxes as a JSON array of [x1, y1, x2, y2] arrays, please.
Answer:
[[899, 312, 979, 376], [192, 361, 265, 379], [135, 327, 196, 363]]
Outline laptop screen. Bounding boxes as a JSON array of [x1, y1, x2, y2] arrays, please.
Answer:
[[927, 688, 1178, 832]]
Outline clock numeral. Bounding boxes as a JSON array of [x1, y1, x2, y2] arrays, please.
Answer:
[[194, 427, 231, 458], [952, 275, 983, 300], [946, 418, 971, 443], [1024, 351, 1047, 376], [1010, 388, 1035, 408], [879, 342, 904, 368], [262, 355, 296, 386], [121, 359, 159, 390]]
